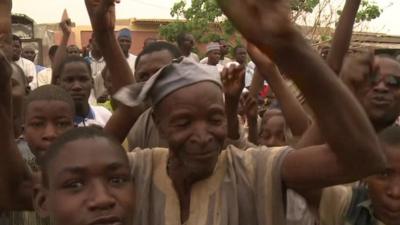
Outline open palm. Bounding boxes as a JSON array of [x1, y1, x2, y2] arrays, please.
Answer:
[[217, 0, 294, 53]]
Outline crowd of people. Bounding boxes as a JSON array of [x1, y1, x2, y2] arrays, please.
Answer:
[[0, 0, 400, 225]]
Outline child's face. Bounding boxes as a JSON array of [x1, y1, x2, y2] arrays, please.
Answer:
[[258, 114, 286, 147], [36, 138, 134, 225], [24, 100, 74, 158], [368, 145, 400, 225]]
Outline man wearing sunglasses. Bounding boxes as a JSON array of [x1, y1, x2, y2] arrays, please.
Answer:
[[341, 53, 400, 132], [309, 54, 400, 225]]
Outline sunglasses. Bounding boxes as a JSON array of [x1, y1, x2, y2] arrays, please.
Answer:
[[369, 72, 400, 89]]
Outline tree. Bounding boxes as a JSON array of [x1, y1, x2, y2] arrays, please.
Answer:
[[159, 0, 382, 46], [159, 0, 236, 44], [294, 0, 383, 44]]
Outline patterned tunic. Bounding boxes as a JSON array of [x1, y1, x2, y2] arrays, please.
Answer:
[[129, 145, 291, 225]]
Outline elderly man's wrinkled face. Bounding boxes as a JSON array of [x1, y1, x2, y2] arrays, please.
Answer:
[[154, 82, 227, 180], [360, 57, 400, 129]]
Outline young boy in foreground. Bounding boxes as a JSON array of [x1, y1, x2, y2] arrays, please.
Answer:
[[318, 125, 400, 225], [34, 127, 135, 225]]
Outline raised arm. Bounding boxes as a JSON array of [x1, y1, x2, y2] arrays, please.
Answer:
[[326, 0, 361, 73], [248, 44, 309, 137], [85, 0, 141, 142], [248, 68, 265, 98], [241, 92, 258, 144], [0, 50, 33, 210], [292, 0, 362, 150], [85, 0, 134, 92], [221, 65, 246, 140], [51, 12, 72, 84], [217, 0, 386, 190]]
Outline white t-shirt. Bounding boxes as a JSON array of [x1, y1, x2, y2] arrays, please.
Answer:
[[74, 105, 112, 127], [15, 57, 37, 89]]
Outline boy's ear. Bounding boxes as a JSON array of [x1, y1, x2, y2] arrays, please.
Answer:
[[33, 172, 50, 218]]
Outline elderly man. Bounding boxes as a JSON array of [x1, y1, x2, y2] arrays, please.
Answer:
[[93, 0, 386, 224], [1, 1, 387, 225]]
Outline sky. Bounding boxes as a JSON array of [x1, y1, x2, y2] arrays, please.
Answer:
[[11, 0, 400, 35]]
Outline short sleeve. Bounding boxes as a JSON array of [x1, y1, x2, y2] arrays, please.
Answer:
[[227, 146, 291, 225], [320, 185, 353, 225]]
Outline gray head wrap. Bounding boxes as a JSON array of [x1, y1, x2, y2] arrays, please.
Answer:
[[114, 57, 222, 107]]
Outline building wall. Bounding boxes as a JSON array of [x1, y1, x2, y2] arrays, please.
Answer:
[[79, 30, 159, 55], [41, 19, 222, 59]]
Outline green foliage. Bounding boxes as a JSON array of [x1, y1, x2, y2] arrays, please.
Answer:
[[355, 0, 382, 22], [337, 0, 382, 23], [159, 0, 235, 43], [160, 0, 383, 44]]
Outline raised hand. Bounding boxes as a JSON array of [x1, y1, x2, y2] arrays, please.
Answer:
[[340, 52, 375, 95], [222, 64, 245, 140], [85, 0, 119, 33], [216, 0, 295, 52], [59, 9, 72, 37], [241, 92, 258, 120], [221, 64, 245, 101]]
